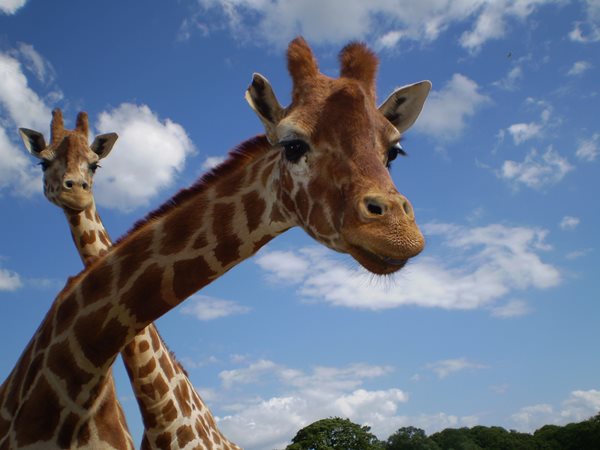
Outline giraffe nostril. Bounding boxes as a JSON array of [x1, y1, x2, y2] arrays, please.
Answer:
[[365, 198, 386, 216], [82, 182, 89, 190], [64, 180, 74, 189]]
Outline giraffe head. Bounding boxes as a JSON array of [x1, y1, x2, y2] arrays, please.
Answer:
[[19, 108, 118, 212], [247, 38, 430, 275]]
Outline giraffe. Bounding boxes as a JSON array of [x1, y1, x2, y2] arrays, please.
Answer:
[[19, 109, 241, 449], [0, 38, 431, 449]]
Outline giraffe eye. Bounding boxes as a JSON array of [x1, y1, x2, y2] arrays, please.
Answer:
[[89, 162, 100, 173], [38, 160, 50, 172], [386, 142, 405, 169], [281, 139, 310, 163]]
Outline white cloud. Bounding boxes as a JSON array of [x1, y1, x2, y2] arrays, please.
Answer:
[[12, 43, 55, 83], [215, 359, 476, 450], [490, 299, 531, 318], [195, 0, 553, 51], [567, 60, 593, 76], [254, 222, 560, 313], [0, 265, 22, 291], [0, 49, 52, 197], [493, 66, 523, 91], [566, 248, 593, 260], [94, 103, 195, 211], [0, 51, 51, 131], [426, 358, 488, 379], [511, 389, 600, 432], [0, 0, 27, 14], [569, 0, 600, 43], [499, 147, 573, 190], [506, 122, 542, 144], [576, 133, 599, 162], [413, 73, 489, 139], [181, 295, 250, 321], [559, 216, 580, 231]]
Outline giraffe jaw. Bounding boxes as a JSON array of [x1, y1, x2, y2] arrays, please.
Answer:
[[347, 244, 409, 275]]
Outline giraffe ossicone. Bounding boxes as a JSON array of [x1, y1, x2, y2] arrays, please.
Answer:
[[1, 37, 430, 449]]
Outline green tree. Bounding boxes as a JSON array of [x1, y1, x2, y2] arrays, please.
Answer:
[[286, 417, 383, 450], [429, 428, 482, 450], [385, 426, 440, 450]]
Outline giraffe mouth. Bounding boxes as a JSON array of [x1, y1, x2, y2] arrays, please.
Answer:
[[348, 244, 408, 275]]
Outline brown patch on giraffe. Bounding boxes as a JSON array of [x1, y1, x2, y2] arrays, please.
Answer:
[[76, 421, 91, 447], [55, 296, 79, 336], [150, 327, 161, 352], [212, 430, 222, 445], [161, 399, 178, 423], [154, 432, 172, 450], [74, 303, 127, 367], [139, 339, 150, 352], [242, 191, 266, 233], [195, 421, 212, 447], [79, 230, 96, 248], [140, 381, 157, 401], [138, 358, 157, 379], [172, 255, 216, 301], [160, 196, 206, 255], [176, 425, 195, 447], [80, 259, 113, 307], [69, 214, 81, 227], [47, 340, 93, 399], [216, 171, 243, 198], [57, 412, 79, 448], [96, 390, 131, 450], [116, 231, 153, 291], [175, 381, 192, 417], [123, 263, 170, 324], [22, 352, 44, 398], [154, 373, 170, 398], [158, 351, 175, 379], [35, 317, 53, 351], [14, 376, 61, 446], [309, 202, 334, 236]]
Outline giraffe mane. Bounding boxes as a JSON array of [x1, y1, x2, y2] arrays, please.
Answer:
[[119, 135, 271, 241]]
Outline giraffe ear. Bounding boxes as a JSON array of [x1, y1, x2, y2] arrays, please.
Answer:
[[245, 73, 284, 145], [91, 133, 118, 159], [379, 81, 431, 133], [19, 128, 47, 157]]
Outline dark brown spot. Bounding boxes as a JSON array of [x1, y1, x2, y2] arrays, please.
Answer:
[[57, 412, 79, 448], [14, 376, 61, 446], [123, 263, 169, 324], [242, 191, 266, 233], [23, 353, 44, 397], [80, 259, 113, 307], [214, 234, 242, 268], [161, 399, 178, 423], [295, 186, 310, 221], [155, 432, 172, 450], [153, 374, 169, 398], [79, 230, 96, 248], [172, 255, 216, 301], [137, 358, 157, 378], [77, 421, 91, 447], [160, 198, 205, 256], [176, 425, 195, 448], [55, 297, 79, 336], [74, 303, 127, 367], [139, 339, 150, 352], [175, 381, 192, 417], [116, 231, 153, 291], [95, 388, 131, 450], [98, 230, 110, 247], [252, 234, 275, 255], [158, 351, 175, 380], [69, 214, 81, 227], [47, 340, 93, 399], [216, 173, 243, 198]]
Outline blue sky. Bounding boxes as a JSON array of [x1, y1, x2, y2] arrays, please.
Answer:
[[0, 0, 599, 449]]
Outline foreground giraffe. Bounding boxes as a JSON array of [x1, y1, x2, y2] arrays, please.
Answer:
[[19, 109, 240, 449], [0, 38, 430, 449]]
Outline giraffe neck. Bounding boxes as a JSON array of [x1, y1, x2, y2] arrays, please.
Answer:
[[0, 136, 285, 447], [64, 201, 111, 265], [61, 169, 241, 448]]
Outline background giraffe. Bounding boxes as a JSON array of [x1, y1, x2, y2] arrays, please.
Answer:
[[20, 109, 241, 449], [0, 38, 430, 449]]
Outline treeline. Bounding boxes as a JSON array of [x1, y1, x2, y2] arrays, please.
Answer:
[[284, 413, 600, 449]]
